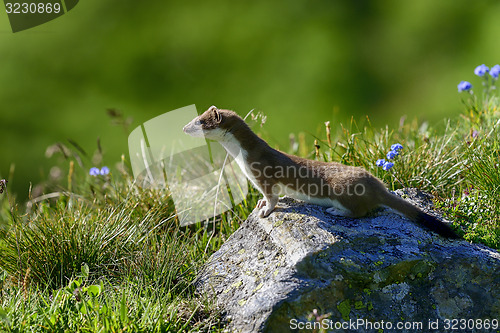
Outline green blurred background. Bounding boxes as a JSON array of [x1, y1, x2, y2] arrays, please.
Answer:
[[1, 0, 499, 200]]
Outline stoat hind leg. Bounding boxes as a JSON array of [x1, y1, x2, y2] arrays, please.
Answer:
[[257, 195, 279, 218], [326, 206, 353, 217]]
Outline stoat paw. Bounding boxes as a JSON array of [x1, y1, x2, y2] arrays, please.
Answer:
[[256, 199, 267, 209], [326, 207, 348, 217], [257, 199, 275, 217], [258, 207, 273, 218]]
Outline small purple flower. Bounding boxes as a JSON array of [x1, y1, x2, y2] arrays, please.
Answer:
[[472, 130, 479, 138], [89, 167, 100, 176], [464, 186, 474, 196], [391, 143, 403, 151], [382, 162, 394, 171], [490, 64, 500, 79], [100, 166, 110, 175], [376, 159, 386, 167], [457, 81, 472, 92], [386, 150, 398, 160], [474, 64, 489, 77]]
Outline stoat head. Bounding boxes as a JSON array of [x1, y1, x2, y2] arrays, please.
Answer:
[[183, 106, 244, 141]]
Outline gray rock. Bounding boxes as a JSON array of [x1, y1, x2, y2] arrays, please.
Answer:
[[196, 190, 500, 333]]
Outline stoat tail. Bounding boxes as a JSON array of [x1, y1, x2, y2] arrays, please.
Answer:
[[381, 192, 460, 239]]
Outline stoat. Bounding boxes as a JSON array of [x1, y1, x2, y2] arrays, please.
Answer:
[[183, 106, 459, 239]]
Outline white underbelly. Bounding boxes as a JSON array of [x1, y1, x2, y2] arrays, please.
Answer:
[[276, 184, 348, 211], [233, 151, 263, 192]]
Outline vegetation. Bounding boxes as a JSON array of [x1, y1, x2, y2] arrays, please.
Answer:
[[310, 64, 499, 248], [0, 153, 260, 331], [0, 65, 499, 331]]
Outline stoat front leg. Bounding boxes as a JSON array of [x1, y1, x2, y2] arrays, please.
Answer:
[[257, 195, 279, 218]]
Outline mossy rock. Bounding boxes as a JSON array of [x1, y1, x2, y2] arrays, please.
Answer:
[[196, 193, 500, 333]]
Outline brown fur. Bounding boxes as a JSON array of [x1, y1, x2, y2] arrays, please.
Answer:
[[184, 106, 459, 238]]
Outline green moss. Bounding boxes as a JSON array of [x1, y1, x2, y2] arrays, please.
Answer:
[[318, 251, 328, 258], [337, 300, 351, 321], [284, 213, 304, 221], [253, 283, 263, 292], [385, 260, 434, 284], [231, 280, 243, 288], [273, 220, 284, 227], [367, 302, 374, 311], [354, 300, 365, 310]]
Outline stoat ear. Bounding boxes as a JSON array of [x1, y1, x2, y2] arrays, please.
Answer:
[[210, 105, 222, 123]]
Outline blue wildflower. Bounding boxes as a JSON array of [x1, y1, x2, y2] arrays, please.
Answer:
[[386, 150, 398, 160], [89, 167, 100, 176], [474, 64, 489, 77], [376, 159, 386, 167], [382, 162, 394, 171], [100, 166, 110, 175], [457, 81, 472, 92], [490, 64, 500, 79], [390, 143, 403, 151]]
